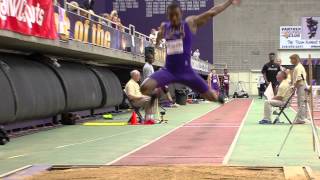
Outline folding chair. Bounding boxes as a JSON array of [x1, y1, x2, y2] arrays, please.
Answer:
[[272, 91, 295, 124], [123, 90, 144, 123]]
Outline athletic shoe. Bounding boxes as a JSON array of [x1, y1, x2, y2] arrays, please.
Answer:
[[172, 103, 180, 108], [259, 119, 272, 124], [144, 119, 156, 125]]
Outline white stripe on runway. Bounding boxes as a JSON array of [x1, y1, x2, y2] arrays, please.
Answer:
[[188, 122, 241, 125], [222, 99, 254, 165], [55, 127, 148, 149], [105, 102, 230, 165], [127, 155, 224, 158], [182, 125, 239, 128], [8, 154, 27, 159]]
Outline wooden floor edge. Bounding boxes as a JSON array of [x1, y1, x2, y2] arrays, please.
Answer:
[[283, 166, 316, 180], [303, 166, 316, 180]]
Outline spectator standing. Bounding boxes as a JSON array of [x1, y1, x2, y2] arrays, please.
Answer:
[[149, 29, 157, 45], [290, 54, 307, 124], [222, 69, 230, 98], [193, 49, 200, 60], [143, 54, 155, 82], [110, 10, 123, 30], [262, 52, 281, 94], [69, 1, 80, 12], [142, 54, 175, 106], [101, 13, 111, 26], [208, 69, 220, 94], [82, 0, 95, 10], [276, 58, 286, 71]]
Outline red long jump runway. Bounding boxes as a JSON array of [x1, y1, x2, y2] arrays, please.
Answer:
[[113, 99, 252, 166]]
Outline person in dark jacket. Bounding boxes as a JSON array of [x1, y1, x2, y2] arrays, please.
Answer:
[[82, 0, 94, 10], [262, 52, 281, 94]]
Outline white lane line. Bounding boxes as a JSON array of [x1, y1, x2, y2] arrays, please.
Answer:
[[222, 99, 254, 165], [55, 138, 104, 149], [188, 122, 241, 125], [183, 126, 239, 128], [0, 165, 32, 178], [105, 102, 229, 165], [127, 156, 224, 158], [182, 125, 239, 128], [6, 128, 149, 161], [55, 127, 148, 149], [7, 154, 28, 159]]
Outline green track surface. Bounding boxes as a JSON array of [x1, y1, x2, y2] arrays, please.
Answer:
[[2, 98, 319, 175], [0, 103, 217, 175], [228, 98, 320, 170]]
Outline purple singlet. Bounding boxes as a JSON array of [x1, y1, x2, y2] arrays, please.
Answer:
[[150, 21, 209, 93], [211, 74, 220, 91]]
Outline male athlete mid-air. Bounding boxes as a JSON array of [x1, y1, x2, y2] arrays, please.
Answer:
[[141, 0, 239, 103]]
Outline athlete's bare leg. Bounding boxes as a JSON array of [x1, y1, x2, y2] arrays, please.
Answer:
[[141, 78, 158, 96]]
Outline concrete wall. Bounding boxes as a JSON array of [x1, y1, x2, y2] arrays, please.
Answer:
[[227, 70, 261, 96], [214, 0, 320, 70]]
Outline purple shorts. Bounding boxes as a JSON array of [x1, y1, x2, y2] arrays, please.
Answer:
[[150, 68, 209, 94]]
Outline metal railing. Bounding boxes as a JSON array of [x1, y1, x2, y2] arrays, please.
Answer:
[[67, 3, 131, 33]]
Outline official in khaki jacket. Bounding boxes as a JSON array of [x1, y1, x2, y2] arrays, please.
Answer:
[[290, 54, 307, 124]]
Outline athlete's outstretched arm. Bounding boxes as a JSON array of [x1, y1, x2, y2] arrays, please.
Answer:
[[207, 73, 212, 87], [186, 0, 236, 33], [155, 23, 165, 47]]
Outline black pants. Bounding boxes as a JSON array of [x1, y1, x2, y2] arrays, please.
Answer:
[[258, 83, 266, 98], [272, 83, 278, 95]]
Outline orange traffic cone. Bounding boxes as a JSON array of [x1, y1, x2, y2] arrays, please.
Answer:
[[129, 111, 138, 125]]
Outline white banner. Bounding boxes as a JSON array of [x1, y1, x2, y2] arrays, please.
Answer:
[[191, 57, 209, 73], [280, 26, 320, 49]]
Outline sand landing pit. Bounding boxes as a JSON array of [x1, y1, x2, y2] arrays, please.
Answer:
[[27, 165, 286, 180]]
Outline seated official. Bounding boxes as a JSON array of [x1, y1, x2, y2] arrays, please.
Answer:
[[259, 71, 292, 124], [125, 70, 154, 121], [125, 70, 150, 107]]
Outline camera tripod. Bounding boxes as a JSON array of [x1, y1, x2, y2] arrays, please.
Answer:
[[158, 105, 168, 124], [154, 98, 168, 124]]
